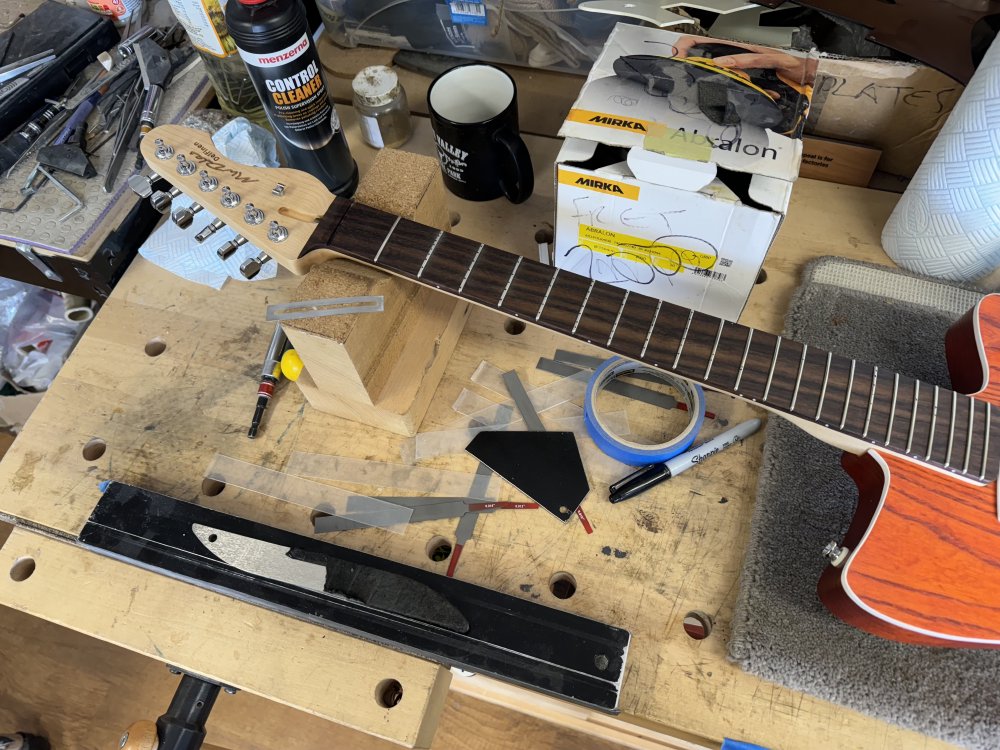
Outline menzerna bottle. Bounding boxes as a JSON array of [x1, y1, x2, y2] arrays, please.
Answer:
[[225, 0, 358, 196]]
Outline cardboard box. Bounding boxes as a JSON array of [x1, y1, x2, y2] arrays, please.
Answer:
[[555, 25, 815, 321], [807, 57, 963, 179]]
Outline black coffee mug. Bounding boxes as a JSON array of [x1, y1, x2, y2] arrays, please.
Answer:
[[427, 63, 534, 204]]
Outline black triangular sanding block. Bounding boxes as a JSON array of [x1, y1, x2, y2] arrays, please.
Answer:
[[466, 431, 589, 522]]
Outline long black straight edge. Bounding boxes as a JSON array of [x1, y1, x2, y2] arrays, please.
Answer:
[[79, 482, 630, 711]]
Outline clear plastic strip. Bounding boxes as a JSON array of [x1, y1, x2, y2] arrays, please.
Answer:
[[205, 455, 413, 533], [286, 453, 499, 499], [409, 412, 629, 462]]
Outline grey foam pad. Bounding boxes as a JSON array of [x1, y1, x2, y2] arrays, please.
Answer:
[[729, 257, 1000, 749]]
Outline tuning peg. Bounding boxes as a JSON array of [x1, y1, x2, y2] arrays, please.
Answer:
[[243, 203, 264, 225], [198, 170, 219, 192], [267, 220, 288, 242], [150, 187, 181, 214], [216, 234, 248, 259], [220, 186, 240, 208], [172, 202, 203, 229], [127, 174, 155, 198], [240, 251, 271, 279], [176, 154, 196, 176], [153, 138, 174, 160], [194, 218, 226, 242]]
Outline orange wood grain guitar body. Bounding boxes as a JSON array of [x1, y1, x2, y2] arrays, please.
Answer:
[[819, 295, 1000, 647]]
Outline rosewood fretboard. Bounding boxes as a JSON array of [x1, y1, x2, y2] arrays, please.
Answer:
[[306, 200, 1000, 485]]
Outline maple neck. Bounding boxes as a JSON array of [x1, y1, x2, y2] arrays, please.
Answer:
[[306, 199, 999, 484]]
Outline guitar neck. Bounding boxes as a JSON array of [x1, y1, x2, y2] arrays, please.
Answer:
[[306, 199, 998, 484]]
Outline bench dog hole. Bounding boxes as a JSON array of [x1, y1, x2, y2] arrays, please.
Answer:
[[683, 610, 713, 639], [549, 571, 577, 600], [9, 557, 35, 582], [375, 679, 403, 709], [504, 319, 526, 335], [426, 536, 453, 562], [82, 438, 106, 461], [145, 338, 167, 357]]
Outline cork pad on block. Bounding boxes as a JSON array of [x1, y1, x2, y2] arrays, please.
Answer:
[[282, 149, 470, 436]]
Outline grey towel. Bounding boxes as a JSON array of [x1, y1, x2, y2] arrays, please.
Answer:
[[729, 257, 1000, 750]]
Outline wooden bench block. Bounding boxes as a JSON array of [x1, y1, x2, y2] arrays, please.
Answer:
[[282, 149, 470, 435]]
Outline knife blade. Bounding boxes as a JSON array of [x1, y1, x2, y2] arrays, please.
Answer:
[[193, 524, 469, 632]]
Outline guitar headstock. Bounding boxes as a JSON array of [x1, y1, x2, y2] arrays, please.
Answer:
[[138, 124, 337, 277]]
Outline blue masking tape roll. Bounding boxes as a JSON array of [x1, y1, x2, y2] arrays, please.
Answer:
[[584, 357, 705, 466]]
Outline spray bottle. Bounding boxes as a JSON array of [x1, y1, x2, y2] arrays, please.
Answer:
[[225, 0, 358, 196]]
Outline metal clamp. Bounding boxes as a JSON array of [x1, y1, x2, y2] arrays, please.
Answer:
[[13, 242, 62, 282]]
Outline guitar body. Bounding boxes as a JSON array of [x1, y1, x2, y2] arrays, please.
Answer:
[[819, 295, 1000, 647]]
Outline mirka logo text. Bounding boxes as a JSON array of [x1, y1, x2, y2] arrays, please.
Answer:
[[558, 169, 639, 200], [567, 109, 651, 133]]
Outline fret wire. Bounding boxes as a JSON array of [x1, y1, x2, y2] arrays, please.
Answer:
[[672, 310, 694, 370], [839, 360, 856, 429], [416, 230, 443, 278], [640, 301, 662, 359], [945, 390, 957, 467], [535, 269, 560, 321], [964, 397, 975, 473], [925, 385, 939, 461], [886, 373, 900, 446], [814, 351, 832, 421], [790, 344, 808, 412], [762, 336, 781, 402], [372, 215, 401, 263], [497, 256, 522, 308], [862, 366, 878, 438], [571, 280, 596, 335], [981, 402, 991, 481], [457, 243, 484, 294], [905, 381, 920, 454], [734, 329, 754, 393], [704, 320, 725, 380], [607, 291, 630, 347]]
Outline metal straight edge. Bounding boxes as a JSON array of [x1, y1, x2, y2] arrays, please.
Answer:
[[266, 295, 385, 321]]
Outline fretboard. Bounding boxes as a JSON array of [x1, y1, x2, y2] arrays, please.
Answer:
[[306, 200, 999, 484]]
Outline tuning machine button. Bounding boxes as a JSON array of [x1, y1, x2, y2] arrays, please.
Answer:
[[149, 187, 181, 214], [127, 174, 154, 198], [153, 138, 174, 160], [220, 186, 240, 208], [176, 154, 197, 176], [267, 220, 288, 242], [195, 218, 226, 242], [243, 203, 264, 225], [217, 235, 248, 260], [240, 251, 271, 279], [198, 170, 219, 192], [821, 541, 849, 567], [172, 202, 203, 229]]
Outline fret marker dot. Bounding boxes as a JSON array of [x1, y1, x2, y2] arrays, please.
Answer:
[[755, 269, 768, 284], [504, 319, 526, 335]]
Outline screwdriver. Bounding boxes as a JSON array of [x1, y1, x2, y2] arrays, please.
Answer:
[[248, 323, 288, 439]]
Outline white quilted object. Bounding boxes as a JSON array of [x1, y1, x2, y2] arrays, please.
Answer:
[[882, 36, 1000, 281]]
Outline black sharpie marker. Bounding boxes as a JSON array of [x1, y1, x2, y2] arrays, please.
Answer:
[[609, 419, 761, 504]]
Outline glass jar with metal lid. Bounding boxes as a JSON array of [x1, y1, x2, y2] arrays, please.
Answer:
[[352, 65, 412, 149]]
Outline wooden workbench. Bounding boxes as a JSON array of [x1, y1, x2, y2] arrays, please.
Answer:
[[0, 105, 952, 750]]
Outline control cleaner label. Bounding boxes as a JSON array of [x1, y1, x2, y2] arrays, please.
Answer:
[[238, 33, 338, 150]]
